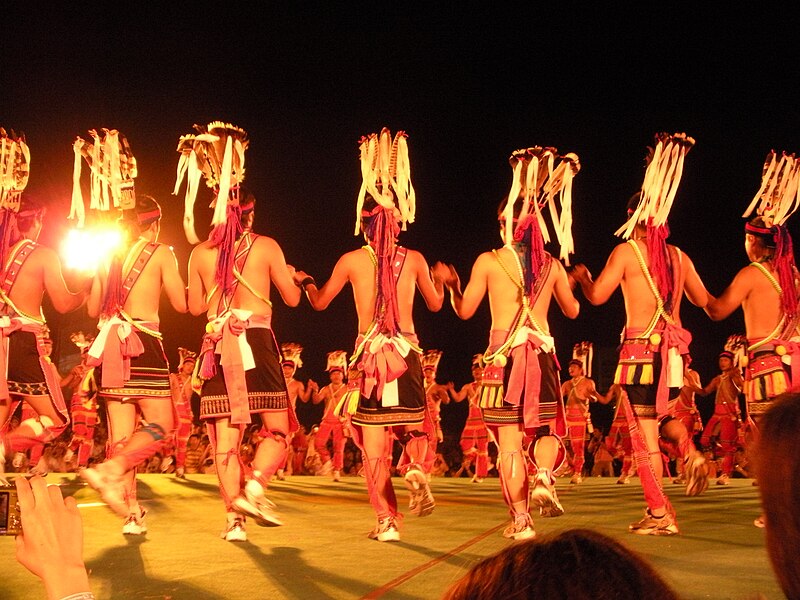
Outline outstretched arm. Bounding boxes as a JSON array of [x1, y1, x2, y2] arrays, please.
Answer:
[[436, 255, 490, 320], [413, 252, 444, 312], [294, 254, 351, 311], [159, 245, 188, 314], [42, 248, 89, 314], [187, 248, 208, 316], [572, 244, 627, 306], [552, 259, 580, 319], [704, 267, 752, 321], [682, 252, 710, 308], [267, 238, 301, 307]]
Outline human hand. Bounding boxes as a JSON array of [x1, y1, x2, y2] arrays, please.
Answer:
[[569, 264, 591, 285], [431, 262, 454, 286], [292, 270, 309, 286], [15, 475, 91, 599], [286, 264, 297, 279]]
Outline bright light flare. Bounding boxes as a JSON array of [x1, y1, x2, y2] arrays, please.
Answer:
[[61, 226, 124, 273]]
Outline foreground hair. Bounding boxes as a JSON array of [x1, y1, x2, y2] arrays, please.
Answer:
[[756, 393, 800, 599], [443, 528, 678, 600]]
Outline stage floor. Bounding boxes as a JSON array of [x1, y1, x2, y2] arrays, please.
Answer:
[[0, 473, 782, 599]]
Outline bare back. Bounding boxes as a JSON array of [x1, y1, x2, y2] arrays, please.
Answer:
[[124, 244, 186, 322], [588, 240, 706, 330], [5, 244, 86, 317], [476, 248, 577, 332], [314, 244, 442, 334], [188, 234, 299, 319]]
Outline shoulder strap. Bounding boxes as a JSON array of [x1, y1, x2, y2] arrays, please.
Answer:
[[393, 246, 408, 285], [627, 240, 675, 333], [1, 239, 37, 296], [118, 241, 160, 308], [218, 232, 263, 314]]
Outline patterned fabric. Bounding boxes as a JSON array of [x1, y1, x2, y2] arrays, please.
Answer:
[[96, 328, 170, 401], [200, 326, 295, 431]]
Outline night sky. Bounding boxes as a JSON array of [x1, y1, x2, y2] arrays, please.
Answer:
[[3, 7, 799, 405]]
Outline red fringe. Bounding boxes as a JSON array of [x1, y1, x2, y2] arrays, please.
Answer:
[[370, 208, 401, 335], [209, 204, 243, 297], [646, 224, 674, 310], [513, 215, 546, 296], [101, 254, 124, 317], [774, 225, 798, 318]]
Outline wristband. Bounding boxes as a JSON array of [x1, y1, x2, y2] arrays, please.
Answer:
[[300, 276, 316, 289]]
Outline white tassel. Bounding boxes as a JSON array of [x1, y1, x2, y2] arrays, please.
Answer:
[[70, 140, 85, 228]]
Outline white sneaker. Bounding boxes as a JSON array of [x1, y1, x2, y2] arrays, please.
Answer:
[[530, 469, 564, 517], [12, 452, 25, 469], [232, 479, 283, 527], [222, 516, 247, 542], [122, 509, 147, 535], [404, 465, 435, 517], [80, 464, 129, 517], [502, 513, 536, 540], [368, 517, 400, 542]]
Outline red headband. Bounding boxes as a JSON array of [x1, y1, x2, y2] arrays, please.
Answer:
[[137, 208, 161, 226]]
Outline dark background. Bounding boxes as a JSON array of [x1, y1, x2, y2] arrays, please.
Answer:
[[3, 7, 798, 429]]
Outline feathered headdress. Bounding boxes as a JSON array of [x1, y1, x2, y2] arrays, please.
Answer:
[[421, 349, 443, 372], [616, 132, 695, 309], [742, 150, 800, 318], [724, 334, 747, 368], [173, 121, 249, 244], [501, 147, 580, 264], [354, 128, 415, 236], [355, 128, 415, 337], [571, 341, 593, 377], [325, 350, 348, 372], [174, 121, 250, 296], [0, 128, 31, 268], [281, 342, 303, 369], [0, 128, 30, 214], [70, 129, 138, 228], [178, 347, 198, 365]]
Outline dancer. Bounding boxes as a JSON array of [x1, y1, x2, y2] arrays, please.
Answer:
[[704, 151, 800, 525], [436, 146, 581, 539], [311, 350, 349, 481], [170, 347, 197, 479], [417, 349, 448, 474], [80, 189, 187, 535], [65, 332, 99, 471], [573, 132, 710, 536], [278, 342, 316, 479], [698, 349, 743, 485], [448, 354, 490, 482], [181, 122, 301, 541], [705, 151, 800, 419], [1, 129, 89, 484], [668, 359, 704, 484], [600, 384, 636, 484], [294, 128, 444, 541], [561, 342, 599, 484]]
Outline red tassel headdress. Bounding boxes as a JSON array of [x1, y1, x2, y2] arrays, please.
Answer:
[[174, 121, 250, 295], [616, 133, 695, 309], [500, 147, 580, 296], [742, 150, 800, 318], [0, 128, 30, 269], [355, 129, 415, 336]]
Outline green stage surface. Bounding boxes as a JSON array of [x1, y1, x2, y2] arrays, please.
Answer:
[[0, 474, 782, 599]]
